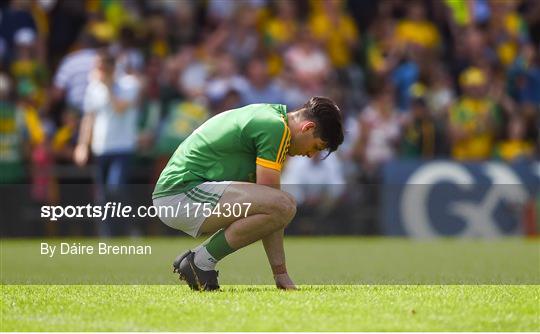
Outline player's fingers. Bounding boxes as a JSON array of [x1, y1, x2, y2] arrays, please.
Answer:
[[276, 283, 298, 290], [275, 275, 297, 290]]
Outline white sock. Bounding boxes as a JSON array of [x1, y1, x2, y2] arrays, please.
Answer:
[[193, 246, 218, 271]]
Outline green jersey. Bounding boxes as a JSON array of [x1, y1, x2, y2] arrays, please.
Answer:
[[153, 104, 291, 199]]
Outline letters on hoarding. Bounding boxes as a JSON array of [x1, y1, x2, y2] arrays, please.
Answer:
[[382, 160, 540, 237]]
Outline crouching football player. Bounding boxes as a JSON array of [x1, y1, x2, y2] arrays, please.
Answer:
[[153, 97, 343, 291]]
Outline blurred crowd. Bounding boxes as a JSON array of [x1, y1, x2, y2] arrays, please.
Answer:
[[1, 0, 539, 234]]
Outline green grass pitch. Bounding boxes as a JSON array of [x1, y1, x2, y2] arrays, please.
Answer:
[[1, 237, 539, 331]]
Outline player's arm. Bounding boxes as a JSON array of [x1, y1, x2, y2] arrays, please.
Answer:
[[247, 112, 296, 289], [256, 165, 297, 290], [256, 164, 281, 189]]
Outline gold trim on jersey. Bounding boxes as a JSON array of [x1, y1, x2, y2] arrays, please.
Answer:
[[275, 117, 291, 165], [279, 134, 291, 165], [256, 157, 282, 171]]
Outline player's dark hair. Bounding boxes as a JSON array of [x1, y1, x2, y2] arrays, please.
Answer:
[[302, 96, 344, 156]]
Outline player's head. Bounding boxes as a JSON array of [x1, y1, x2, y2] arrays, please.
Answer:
[[288, 96, 344, 158]]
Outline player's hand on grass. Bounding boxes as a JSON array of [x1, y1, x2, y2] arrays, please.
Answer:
[[274, 273, 298, 290]]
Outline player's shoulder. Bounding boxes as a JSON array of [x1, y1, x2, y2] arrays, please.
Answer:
[[242, 103, 286, 114], [244, 103, 287, 124], [238, 103, 289, 137]]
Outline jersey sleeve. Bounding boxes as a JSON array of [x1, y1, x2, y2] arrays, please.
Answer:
[[245, 114, 291, 172]]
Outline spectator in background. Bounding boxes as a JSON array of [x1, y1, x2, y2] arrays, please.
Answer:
[[0, 72, 25, 236], [4, 67, 57, 205], [9, 28, 47, 109], [281, 151, 346, 234], [205, 53, 248, 110], [284, 26, 330, 95], [423, 63, 455, 155], [136, 55, 164, 160], [0, 73, 26, 184], [390, 48, 420, 112], [394, 1, 441, 52], [152, 46, 210, 182], [425, 63, 455, 119], [522, 0, 540, 46], [176, 45, 210, 102], [15, 80, 48, 150], [263, 0, 300, 76], [46, 0, 88, 69], [111, 27, 144, 78], [215, 87, 242, 113], [0, 70, 57, 236], [487, 0, 530, 68], [0, 0, 37, 66], [488, 63, 518, 121], [354, 82, 401, 179], [443, 0, 474, 28], [206, 0, 245, 27], [153, 95, 209, 162], [508, 43, 540, 106], [74, 51, 141, 235], [240, 55, 285, 105], [50, 109, 79, 163], [167, 0, 200, 48], [450, 26, 497, 84], [449, 67, 501, 161], [48, 32, 103, 116], [363, 11, 399, 78], [308, 0, 365, 109], [507, 43, 540, 142], [145, 13, 171, 59], [400, 83, 439, 159], [494, 115, 535, 162], [224, 4, 262, 67], [308, 0, 359, 71], [264, 0, 299, 52], [371, 0, 433, 112]]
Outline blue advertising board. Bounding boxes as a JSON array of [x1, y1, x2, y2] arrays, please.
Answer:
[[382, 160, 540, 237]]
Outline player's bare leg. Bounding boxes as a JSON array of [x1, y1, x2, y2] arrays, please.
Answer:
[[174, 182, 297, 290], [200, 182, 296, 247]]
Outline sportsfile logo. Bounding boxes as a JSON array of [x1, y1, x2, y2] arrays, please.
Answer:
[[40, 202, 171, 221], [40, 201, 253, 221]]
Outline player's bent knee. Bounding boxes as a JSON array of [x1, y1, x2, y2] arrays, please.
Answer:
[[276, 195, 297, 225], [262, 193, 294, 227], [285, 193, 297, 210], [286, 199, 297, 220]]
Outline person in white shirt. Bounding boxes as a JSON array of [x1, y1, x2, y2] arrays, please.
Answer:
[[354, 83, 401, 179], [74, 51, 141, 235], [281, 152, 346, 234]]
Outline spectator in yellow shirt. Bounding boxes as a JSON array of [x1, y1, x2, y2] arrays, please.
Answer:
[[308, 0, 359, 69], [488, 1, 530, 67], [449, 67, 501, 161], [263, 1, 300, 75], [494, 115, 535, 162], [395, 1, 441, 51], [264, 1, 299, 50]]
